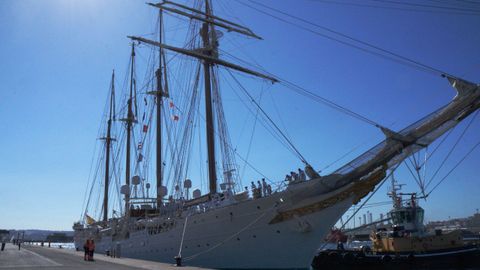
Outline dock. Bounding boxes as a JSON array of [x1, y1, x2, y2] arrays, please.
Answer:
[[0, 243, 211, 270]]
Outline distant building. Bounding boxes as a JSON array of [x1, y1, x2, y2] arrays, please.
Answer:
[[426, 213, 480, 233], [46, 233, 73, 243]]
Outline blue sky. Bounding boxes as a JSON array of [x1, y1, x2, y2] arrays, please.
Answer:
[[0, 0, 479, 231]]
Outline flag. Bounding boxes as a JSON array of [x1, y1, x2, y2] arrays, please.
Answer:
[[138, 142, 143, 149], [85, 214, 95, 225], [143, 125, 148, 133], [169, 101, 174, 108], [172, 115, 179, 121]]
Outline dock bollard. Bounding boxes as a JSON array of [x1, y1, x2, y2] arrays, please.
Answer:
[[174, 255, 182, 266]]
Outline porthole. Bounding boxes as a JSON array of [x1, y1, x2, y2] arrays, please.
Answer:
[[253, 235, 257, 238], [237, 237, 240, 241], [276, 230, 281, 234], [257, 206, 261, 209]]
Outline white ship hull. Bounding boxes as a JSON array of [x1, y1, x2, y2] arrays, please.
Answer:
[[75, 178, 360, 269]]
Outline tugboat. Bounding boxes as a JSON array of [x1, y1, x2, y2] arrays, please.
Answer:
[[312, 178, 480, 269]]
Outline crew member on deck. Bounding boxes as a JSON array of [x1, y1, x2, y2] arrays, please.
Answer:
[[261, 178, 267, 197], [285, 174, 292, 183], [250, 181, 256, 198], [298, 168, 306, 182], [290, 171, 298, 182], [267, 184, 272, 196], [257, 180, 262, 198]]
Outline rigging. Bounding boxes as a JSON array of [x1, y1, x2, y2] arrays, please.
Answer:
[[308, 0, 480, 16], [238, 0, 456, 78]]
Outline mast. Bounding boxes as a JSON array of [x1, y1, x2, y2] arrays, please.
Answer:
[[124, 43, 136, 214], [129, 0, 277, 195], [155, 10, 164, 208], [202, 0, 217, 195], [103, 70, 115, 223]]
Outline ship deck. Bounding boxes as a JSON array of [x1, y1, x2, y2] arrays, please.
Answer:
[[0, 243, 212, 270]]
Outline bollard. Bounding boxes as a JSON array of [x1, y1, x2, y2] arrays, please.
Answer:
[[174, 255, 182, 267]]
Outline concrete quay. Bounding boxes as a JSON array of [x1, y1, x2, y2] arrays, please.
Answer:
[[0, 243, 211, 270]]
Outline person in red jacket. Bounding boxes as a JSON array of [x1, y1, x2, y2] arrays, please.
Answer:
[[83, 239, 90, 261], [88, 239, 96, 261]]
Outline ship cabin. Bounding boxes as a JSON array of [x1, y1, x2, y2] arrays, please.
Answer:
[[390, 199, 425, 234]]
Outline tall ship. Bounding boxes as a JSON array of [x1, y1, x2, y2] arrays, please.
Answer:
[[73, 1, 480, 269]]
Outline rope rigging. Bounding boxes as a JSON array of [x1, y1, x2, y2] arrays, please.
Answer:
[[371, 0, 480, 13], [238, 88, 265, 182], [219, 46, 385, 130], [308, 0, 480, 16], [424, 110, 479, 190], [388, 111, 479, 200], [237, 0, 456, 78], [426, 136, 480, 196], [226, 69, 310, 165]]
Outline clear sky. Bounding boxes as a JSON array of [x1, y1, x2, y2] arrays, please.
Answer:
[[0, 0, 479, 231]]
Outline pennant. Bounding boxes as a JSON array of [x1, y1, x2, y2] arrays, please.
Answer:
[[172, 115, 179, 121], [143, 125, 148, 133], [169, 101, 174, 108], [85, 214, 95, 225], [138, 153, 143, 162], [138, 142, 143, 149]]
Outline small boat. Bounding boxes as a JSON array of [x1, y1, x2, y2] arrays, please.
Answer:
[[312, 179, 480, 269]]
